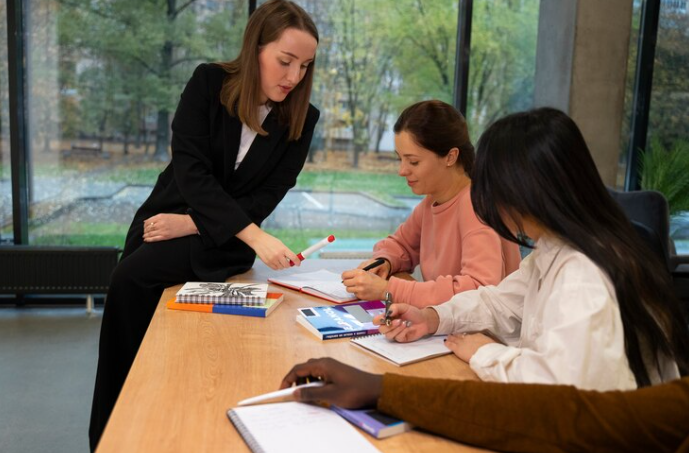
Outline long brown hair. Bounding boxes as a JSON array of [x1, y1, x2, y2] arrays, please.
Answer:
[[393, 100, 475, 176], [218, 0, 318, 141]]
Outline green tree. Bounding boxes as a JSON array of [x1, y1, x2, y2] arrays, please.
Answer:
[[466, 0, 538, 139], [648, 11, 689, 149], [382, 0, 458, 107], [327, 0, 396, 167], [57, 0, 246, 161]]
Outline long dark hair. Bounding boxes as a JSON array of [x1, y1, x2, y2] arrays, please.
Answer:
[[393, 100, 475, 175], [218, 0, 318, 141], [471, 107, 689, 386]]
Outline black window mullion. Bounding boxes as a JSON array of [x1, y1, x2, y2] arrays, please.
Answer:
[[453, 0, 473, 116], [6, 0, 29, 245], [625, 0, 661, 191]]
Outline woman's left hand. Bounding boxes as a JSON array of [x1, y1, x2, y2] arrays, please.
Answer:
[[341, 269, 388, 301], [143, 214, 198, 242], [444, 332, 497, 363]]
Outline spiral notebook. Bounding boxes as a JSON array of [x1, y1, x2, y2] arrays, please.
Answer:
[[268, 270, 357, 304], [227, 402, 380, 453], [175, 282, 268, 305], [350, 334, 450, 366]]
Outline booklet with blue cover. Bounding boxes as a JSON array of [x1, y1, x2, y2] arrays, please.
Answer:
[[331, 406, 412, 439], [296, 300, 386, 340]]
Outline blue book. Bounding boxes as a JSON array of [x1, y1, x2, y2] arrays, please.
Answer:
[[295, 300, 386, 340], [331, 406, 412, 439]]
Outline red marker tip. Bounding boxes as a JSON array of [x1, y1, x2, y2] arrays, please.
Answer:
[[327, 235, 335, 242]]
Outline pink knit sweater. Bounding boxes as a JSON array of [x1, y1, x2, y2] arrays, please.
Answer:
[[373, 185, 521, 307]]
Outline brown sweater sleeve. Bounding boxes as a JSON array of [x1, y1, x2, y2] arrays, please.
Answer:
[[378, 374, 689, 453]]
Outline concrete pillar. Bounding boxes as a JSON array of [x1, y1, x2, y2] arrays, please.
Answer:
[[534, 0, 633, 186]]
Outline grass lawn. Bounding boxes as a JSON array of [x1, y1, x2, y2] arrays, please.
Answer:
[[264, 227, 389, 254], [29, 225, 389, 254], [30, 222, 128, 248], [296, 171, 411, 205], [102, 166, 167, 185], [18, 165, 410, 250]]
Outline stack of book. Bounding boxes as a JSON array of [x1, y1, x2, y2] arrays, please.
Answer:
[[166, 282, 284, 318]]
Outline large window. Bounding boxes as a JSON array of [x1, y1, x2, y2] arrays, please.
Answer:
[[465, 0, 539, 141], [619, 0, 689, 255], [25, 0, 246, 246], [260, 0, 459, 254], [0, 0, 10, 244], [6, 0, 681, 256], [647, 1, 689, 254]]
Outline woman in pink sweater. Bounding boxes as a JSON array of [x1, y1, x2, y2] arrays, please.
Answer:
[[342, 100, 520, 307]]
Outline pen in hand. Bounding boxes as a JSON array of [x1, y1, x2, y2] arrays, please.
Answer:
[[340, 258, 387, 284], [362, 258, 386, 272], [383, 291, 393, 326], [380, 292, 412, 328]]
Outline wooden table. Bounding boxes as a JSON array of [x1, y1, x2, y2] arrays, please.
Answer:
[[97, 260, 488, 453]]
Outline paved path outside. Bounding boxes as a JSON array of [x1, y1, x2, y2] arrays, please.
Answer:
[[1, 175, 421, 241], [4, 174, 689, 254]]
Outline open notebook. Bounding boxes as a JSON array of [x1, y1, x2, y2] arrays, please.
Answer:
[[350, 334, 450, 366], [228, 402, 380, 453], [268, 269, 357, 304]]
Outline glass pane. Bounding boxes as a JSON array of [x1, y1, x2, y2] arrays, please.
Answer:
[[0, 1, 11, 244], [466, 0, 539, 142], [26, 0, 246, 246], [617, 1, 643, 189], [646, 1, 689, 255], [261, 0, 459, 255]]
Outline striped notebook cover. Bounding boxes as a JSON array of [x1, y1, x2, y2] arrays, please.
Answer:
[[175, 282, 268, 305]]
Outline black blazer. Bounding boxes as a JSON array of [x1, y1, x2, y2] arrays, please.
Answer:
[[122, 63, 320, 281]]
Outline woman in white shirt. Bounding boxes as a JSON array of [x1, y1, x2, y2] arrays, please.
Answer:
[[379, 107, 689, 390]]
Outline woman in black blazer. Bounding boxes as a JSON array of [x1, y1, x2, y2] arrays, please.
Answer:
[[89, 1, 319, 449]]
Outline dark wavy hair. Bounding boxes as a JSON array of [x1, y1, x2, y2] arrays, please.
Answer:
[[393, 100, 474, 175], [471, 107, 689, 386]]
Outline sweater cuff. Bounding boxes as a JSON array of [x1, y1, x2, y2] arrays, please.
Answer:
[[377, 373, 416, 419], [469, 343, 520, 381], [430, 304, 455, 335], [373, 252, 398, 274], [387, 277, 410, 304]]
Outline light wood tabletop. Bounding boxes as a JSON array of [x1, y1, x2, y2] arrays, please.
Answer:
[[96, 260, 489, 453]]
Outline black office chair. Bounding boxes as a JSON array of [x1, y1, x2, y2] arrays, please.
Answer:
[[607, 188, 672, 273]]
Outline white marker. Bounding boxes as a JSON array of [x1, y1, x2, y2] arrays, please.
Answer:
[[290, 235, 335, 266]]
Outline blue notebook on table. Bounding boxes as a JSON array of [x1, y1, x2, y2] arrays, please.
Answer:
[[296, 300, 385, 340]]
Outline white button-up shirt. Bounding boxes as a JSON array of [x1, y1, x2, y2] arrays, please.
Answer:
[[433, 235, 679, 390]]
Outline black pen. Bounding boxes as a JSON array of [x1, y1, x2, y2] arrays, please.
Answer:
[[362, 258, 386, 272], [341, 258, 387, 284]]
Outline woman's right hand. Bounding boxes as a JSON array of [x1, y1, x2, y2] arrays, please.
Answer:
[[357, 258, 391, 278], [280, 358, 383, 409], [374, 304, 439, 343], [237, 224, 300, 270]]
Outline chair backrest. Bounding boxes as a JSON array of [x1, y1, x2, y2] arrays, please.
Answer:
[[607, 188, 671, 272]]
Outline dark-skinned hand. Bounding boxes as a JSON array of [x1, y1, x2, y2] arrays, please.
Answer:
[[280, 357, 383, 409]]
